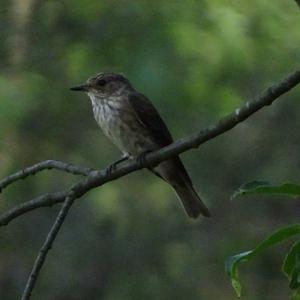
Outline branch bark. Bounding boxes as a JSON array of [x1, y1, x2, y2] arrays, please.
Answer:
[[21, 193, 76, 300], [0, 190, 68, 226], [3, 67, 298, 299], [0, 160, 92, 193]]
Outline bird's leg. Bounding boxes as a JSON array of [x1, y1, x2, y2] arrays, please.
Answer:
[[135, 150, 153, 168], [106, 155, 129, 175]]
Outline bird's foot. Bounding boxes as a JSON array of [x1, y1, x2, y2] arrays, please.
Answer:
[[135, 150, 152, 168], [106, 155, 129, 176]]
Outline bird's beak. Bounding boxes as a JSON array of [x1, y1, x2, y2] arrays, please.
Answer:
[[70, 84, 89, 92]]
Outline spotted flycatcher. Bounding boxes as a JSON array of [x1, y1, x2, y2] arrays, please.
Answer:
[[71, 72, 210, 218]]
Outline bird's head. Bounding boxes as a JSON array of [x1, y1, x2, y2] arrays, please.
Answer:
[[70, 72, 132, 99]]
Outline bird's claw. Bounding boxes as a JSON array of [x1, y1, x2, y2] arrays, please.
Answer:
[[105, 156, 129, 176], [135, 151, 152, 167], [106, 163, 115, 176]]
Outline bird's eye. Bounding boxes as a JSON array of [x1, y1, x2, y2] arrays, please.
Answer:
[[97, 79, 106, 86]]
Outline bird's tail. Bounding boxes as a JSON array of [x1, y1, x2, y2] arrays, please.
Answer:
[[173, 184, 211, 219], [152, 158, 211, 219]]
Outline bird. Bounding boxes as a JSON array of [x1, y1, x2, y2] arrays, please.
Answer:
[[70, 72, 210, 219]]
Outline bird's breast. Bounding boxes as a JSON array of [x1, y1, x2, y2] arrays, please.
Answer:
[[91, 99, 156, 156]]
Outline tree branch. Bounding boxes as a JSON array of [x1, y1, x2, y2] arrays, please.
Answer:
[[0, 160, 92, 193], [0, 190, 68, 226], [21, 193, 76, 300], [2, 68, 300, 229], [11, 68, 300, 299]]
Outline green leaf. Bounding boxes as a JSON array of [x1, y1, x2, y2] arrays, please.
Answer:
[[283, 240, 300, 289], [226, 225, 300, 297], [225, 251, 252, 297], [231, 181, 300, 200], [292, 289, 300, 300]]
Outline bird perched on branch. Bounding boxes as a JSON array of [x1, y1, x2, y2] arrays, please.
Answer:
[[71, 72, 210, 219]]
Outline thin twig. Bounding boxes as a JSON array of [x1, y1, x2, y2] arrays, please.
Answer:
[[0, 191, 68, 226], [0, 160, 92, 193], [18, 68, 300, 300], [20, 193, 76, 300]]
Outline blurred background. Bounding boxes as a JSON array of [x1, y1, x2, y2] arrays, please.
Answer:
[[1, 0, 300, 299]]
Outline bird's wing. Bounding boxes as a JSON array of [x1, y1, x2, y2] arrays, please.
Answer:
[[128, 92, 173, 147], [128, 92, 192, 184]]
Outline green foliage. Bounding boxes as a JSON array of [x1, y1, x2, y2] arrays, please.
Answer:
[[283, 240, 300, 289], [232, 181, 300, 200], [226, 225, 300, 297], [227, 182, 300, 298]]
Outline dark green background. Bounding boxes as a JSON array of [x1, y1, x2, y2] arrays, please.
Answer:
[[1, 1, 300, 299]]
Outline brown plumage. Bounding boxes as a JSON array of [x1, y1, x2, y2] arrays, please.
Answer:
[[71, 72, 210, 219]]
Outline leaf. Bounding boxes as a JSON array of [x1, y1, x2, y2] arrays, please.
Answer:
[[283, 240, 300, 289], [231, 181, 300, 200], [225, 251, 251, 297], [226, 225, 300, 297], [292, 289, 300, 300], [290, 263, 300, 290]]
